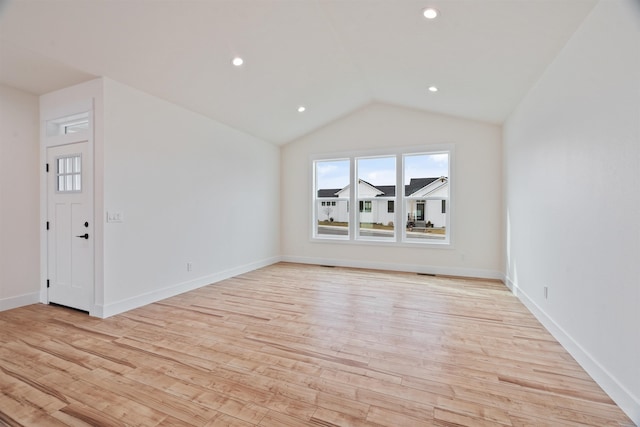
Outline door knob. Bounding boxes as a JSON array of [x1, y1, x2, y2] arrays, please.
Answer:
[[75, 233, 89, 239]]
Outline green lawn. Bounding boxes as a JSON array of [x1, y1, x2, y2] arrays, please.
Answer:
[[318, 220, 446, 234]]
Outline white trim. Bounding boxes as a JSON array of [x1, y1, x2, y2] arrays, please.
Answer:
[[282, 256, 503, 281], [39, 78, 105, 318], [93, 256, 282, 318], [307, 233, 454, 250], [505, 275, 640, 425], [0, 292, 40, 312], [42, 113, 95, 312], [40, 100, 93, 122]]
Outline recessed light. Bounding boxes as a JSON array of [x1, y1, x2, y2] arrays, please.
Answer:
[[232, 57, 244, 67], [423, 8, 439, 19], [297, 106, 306, 113], [428, 86, 438, 92]]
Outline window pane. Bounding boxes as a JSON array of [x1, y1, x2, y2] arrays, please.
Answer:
[[405, 200, 447, 241], [74, 174, 82, 191], [66, 157, 73, 174], [58, 176, 65, 191], [58, 158, 65, 174], [357, 156, 395, 240], [66, 175, 73, 191], [404, 152, 449, 243], [65, 120, 89, 134], [404, 153, 449, 197], [74, 156, 81, 173], [315, 159, 349, 238]]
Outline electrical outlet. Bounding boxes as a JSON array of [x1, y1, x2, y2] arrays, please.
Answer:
[[187, 262, 193, 272]]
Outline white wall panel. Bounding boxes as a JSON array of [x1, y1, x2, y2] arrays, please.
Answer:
[[0, 84, 40, 309], [504, 0, 640, 421], [101, 78, 280, 310]]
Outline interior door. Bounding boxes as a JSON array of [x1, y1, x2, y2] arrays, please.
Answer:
[[47, 141, 93, 312]]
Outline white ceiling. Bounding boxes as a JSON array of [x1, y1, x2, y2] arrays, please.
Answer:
[[0, 0, 597, 145]]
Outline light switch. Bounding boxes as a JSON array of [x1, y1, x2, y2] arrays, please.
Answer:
[[107, 211, 123, 223]]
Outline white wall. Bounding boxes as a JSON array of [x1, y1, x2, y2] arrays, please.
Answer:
[[503, 0, 640, 422], [101, 78, 280, 315], [281, 103, 503, 278], [0, 84, 40, 310]]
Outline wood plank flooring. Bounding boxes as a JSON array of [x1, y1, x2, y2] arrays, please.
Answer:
[[0, 262, 634, 426]]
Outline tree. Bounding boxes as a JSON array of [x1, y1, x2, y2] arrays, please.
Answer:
[[323, 206, 333, 221]]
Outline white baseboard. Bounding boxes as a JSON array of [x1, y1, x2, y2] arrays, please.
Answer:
[[282, 255, 504, 281], [505, 276, 640, 426], [93, 256, 282, 318], [0, 292, 40, 312]]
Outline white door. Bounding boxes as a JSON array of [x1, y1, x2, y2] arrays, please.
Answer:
[[47, 141, 93, 312]]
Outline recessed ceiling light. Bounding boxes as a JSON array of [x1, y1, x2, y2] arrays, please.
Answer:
[[232, 57, 244, 67], [297, 106, 306, 113], [423, 8, 439, 19], [428, 86, 438, 92]]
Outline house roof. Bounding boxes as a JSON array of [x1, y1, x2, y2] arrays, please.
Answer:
[[375, 185, 396, 197], [318, 177, 447, 198], [355, 179, 385, 196], [405, 178, 440, 196], [0, 1, 597, 145], [317, 189, 341, 198]]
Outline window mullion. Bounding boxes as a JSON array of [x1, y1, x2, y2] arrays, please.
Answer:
[[349, 157, 356, 240], [396, 153, 403, 243]]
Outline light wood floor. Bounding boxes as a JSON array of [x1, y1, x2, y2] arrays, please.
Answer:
[[0, 263, 634, 426]]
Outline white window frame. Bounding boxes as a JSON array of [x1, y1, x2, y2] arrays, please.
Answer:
[[312, 145, 453, 247], [46, 112, 90, 137]]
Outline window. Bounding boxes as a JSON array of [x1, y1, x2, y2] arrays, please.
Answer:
[[404, 153, 449, 242], [46, 112, 90, 137], [56, 154, 82, 192], [314, 159, 350, 238], [64, 120, 89, 134], [356, 156, 395, 240], [313, 147, 451, 245], [359, 201, 372, 212]]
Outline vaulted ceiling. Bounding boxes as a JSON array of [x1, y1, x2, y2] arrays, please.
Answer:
[[0, 0, 597, 145]]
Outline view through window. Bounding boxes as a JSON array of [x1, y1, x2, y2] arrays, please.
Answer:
[[314, 159, 350, 238], [314, 149, 450, 245]]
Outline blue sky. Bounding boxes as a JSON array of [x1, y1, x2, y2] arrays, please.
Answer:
[[316, 154, 448, 190]]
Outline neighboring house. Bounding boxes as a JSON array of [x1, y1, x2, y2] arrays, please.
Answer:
[[317, 177, 448, 228]]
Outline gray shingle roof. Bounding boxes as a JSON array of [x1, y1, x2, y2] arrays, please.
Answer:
[[404, 177, 439, 196], [317, 188, 342, 198], [374, 185, 396, 197], [317, 177, 445, 198]]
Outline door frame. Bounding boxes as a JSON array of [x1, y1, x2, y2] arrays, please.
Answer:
[[40, 101, 97, 315]]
